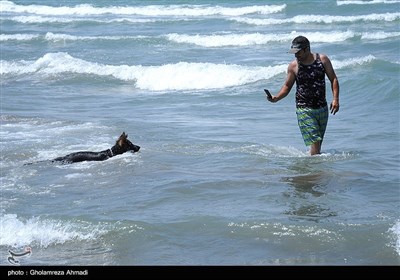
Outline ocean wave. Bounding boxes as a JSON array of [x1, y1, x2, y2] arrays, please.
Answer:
[[337, 0, 400, 5], [360, 31, 400, 40], [3, 11, 399, 26], [0, 32, 149, 42], [0, 52, 286, 90], [233, 12, 400, 25], [0, 52, 377, 91], [166, 31, 400, 47], [42, 32, 147, 42], [3, 15, 160, 24], [0, 214, 108, 248], [228, 221, 342, 241], [0, 33, 40, 41], [0, 1, 285, 17], [2, 31, 399, 46], [388, 220, 400, 256], [331, 54, 376, 69]]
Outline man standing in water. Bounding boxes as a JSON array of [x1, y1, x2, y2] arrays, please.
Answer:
[[266, 36, 340, 155]]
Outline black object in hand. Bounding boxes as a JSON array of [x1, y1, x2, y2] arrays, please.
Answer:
[[264, 89, 272, 99]]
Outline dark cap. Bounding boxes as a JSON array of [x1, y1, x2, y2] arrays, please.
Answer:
[[288, 36, 310, 54]]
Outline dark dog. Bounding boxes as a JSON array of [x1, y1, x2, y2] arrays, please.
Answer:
[[52, 132, 140, 164]]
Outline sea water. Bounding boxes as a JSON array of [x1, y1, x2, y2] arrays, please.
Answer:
[[0, 0, 399, 265]]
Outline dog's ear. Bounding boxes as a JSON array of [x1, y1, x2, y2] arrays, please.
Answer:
[[116, 132, 124, 146], [117, 132, 129, 147]]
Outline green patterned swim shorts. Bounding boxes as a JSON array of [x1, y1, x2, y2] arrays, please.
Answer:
[[296, 106, 329, 146]]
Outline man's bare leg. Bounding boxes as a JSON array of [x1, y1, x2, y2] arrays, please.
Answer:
[[310, 141, 321, 155]]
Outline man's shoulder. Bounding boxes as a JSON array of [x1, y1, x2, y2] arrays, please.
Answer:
[[288, 59, 297, 69], [318, 53, 330, 62], [318, 53, 336, 73]]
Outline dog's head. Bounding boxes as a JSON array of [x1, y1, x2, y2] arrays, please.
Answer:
[[116, 132, 140, 153]]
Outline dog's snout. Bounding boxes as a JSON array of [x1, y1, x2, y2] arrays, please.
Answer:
[[133, 145, 140, 152]]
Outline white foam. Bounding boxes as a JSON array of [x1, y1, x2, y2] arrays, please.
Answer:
[[0, 34, 40, 41], [7, 15, 175, 24], [228, 222, 341, 241], [6, 11, 398, 26], [331, 54, 376, 69], [2, 31, 398, 45], [0, 214, 108, 248], [43, 32, 147, 42], [1, 1, 285, 17], [389, 220, 400, 256], [337, 0, 400, 5], [361, 31, 400, 40], [232, 12, 400, 25], [0, 52, 376, 91], [166, 31, 357, 47], [0, 52, 287, 90]]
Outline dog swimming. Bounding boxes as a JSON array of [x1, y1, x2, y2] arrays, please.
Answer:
[[52, 132, 140, 164], [25, 132, 140, 165]]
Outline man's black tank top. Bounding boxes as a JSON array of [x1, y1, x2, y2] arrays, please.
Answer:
[[295, 53, 327, 109]]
